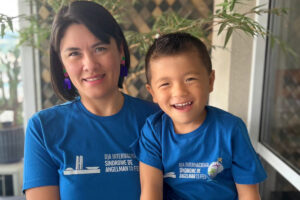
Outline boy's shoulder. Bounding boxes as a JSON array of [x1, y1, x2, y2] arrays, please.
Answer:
[[206, 105, 244, 126], [145, 110, 168, 129]]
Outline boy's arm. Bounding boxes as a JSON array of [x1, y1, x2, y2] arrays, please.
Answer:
[[140, 162, 163, 200], [236, 183, 260, 200]]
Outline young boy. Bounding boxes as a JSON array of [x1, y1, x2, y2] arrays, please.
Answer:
[[134, 32, 267, 200]]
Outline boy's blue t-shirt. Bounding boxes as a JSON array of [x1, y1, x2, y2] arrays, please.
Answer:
[[23, 94, 159, 200], [135, 106, 267, 200]]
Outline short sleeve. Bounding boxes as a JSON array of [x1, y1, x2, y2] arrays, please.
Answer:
[[231, 119, 267, 184], [132, 119, 163, 170], [23, 116, 59, 191]]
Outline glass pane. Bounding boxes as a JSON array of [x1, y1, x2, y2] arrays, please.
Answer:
[[260, 158, 300, 200], [260, 0, 300, 173], [0, 0, 25, 198]]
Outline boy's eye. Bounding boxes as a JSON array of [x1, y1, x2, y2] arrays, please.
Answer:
[[186, 77, 196, 82], [159, 83, 169, 88]]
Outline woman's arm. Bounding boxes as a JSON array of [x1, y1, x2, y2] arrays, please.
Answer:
[[140, 162, 163, 200], [26, 186, 60, 200], [236, 183, 260, 200]]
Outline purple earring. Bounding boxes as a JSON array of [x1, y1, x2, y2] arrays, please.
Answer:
[[120, 56, 128, 77], [63, 68, 72, 90]]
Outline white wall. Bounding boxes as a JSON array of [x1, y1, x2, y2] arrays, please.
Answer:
[[209, 0, 255, 124]]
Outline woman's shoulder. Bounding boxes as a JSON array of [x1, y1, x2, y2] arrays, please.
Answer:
[[124, 93, 160, 113], [124, 93, 155, 106], [31, 99, 80, 122]]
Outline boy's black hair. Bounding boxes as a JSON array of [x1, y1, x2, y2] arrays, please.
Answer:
[[145, 32, 212, 83], [50, 1, 130, 101]]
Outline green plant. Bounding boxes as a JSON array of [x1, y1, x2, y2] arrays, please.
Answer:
[[0, 36, 22, 127], [0, 0, 289, 99], [17, 0, 288, 68], [0, 13, 14, 38]]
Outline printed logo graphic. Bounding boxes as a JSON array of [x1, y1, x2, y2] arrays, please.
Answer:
[[207, 158, 223, 179], [164, 172, 176, 178], [64, 155, 100, 175]]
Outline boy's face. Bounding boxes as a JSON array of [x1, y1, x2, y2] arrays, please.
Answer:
[[146, 50, 215, 134]]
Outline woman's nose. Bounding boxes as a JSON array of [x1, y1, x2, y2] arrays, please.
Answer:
[[83, 53, 97, 71]]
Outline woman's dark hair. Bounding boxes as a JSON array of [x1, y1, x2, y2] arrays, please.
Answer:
[[145, 32, 212, 83], [50, 1, 130, 101]]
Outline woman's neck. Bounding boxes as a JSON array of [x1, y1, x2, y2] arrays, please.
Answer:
[[81, 91, 124, 116]]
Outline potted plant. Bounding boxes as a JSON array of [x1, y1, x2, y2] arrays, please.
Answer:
[[0, 32, 24, 164]]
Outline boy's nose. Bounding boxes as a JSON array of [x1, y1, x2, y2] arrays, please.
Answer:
[[172, 83, 188, 97]]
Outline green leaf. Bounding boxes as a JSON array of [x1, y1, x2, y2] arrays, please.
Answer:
[[1, 23, 5, 38], [7, 17, 13, 31], [218, 22, 227, 35], [224, 27, 233, 47], [251, 3, 267, 11], [230, 0, 237, 11]]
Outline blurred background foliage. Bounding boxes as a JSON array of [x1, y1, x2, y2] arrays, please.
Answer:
[[0, 0, 289, 103]]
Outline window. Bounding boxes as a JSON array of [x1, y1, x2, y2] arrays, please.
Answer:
[[0, 0, 25, 197], [249, 0, 300, 197], [260, 0, 300, 174]]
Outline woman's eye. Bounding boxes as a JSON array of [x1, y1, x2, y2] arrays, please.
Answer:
[[68, 51, 80, 57], [95, 47, 106, 52]]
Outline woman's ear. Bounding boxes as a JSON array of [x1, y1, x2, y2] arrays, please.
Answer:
[[119, 42, 125, 59], [146, 84, 157, 103]]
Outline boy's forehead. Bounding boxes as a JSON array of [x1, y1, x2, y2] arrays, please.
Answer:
[[150, 50, 203, 66]]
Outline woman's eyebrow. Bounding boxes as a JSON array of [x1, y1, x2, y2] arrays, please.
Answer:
[[91, 41, 108, 48], [63, 47, 80, 53], [63, 41, 108, 53]]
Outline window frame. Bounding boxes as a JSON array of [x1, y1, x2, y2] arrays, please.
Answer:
[[19, 0, 41, 127], [247, 0, 300, 190]]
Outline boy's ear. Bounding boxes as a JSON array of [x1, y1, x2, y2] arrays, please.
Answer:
[[146, 84, 157, 103], [209, 70, 215, 93]]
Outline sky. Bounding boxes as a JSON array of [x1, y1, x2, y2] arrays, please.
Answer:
[[0, 0, 18, 15], [0, 0, 19, 30], [0, 0, 19, 52]]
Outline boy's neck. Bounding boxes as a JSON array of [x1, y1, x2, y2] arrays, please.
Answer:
[[173, 108, 207, 134]]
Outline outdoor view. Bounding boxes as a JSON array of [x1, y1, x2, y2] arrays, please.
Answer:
[[0, 0, 25, 197]]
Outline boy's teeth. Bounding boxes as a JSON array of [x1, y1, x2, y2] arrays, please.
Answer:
[[174, 102, 192, 107]]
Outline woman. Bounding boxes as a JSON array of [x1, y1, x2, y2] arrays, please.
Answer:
[[23, 1, 158, 199]]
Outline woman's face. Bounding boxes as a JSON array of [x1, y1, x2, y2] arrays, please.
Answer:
[[60, 24, 123, 103]]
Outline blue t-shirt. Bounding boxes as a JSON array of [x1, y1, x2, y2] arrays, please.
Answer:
[[23, 94, 159, 200], [135, 106, 267, 200]]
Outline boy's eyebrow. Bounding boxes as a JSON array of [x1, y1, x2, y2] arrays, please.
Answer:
[[184, 71, 202, 76], [154, 77, 169, 84]]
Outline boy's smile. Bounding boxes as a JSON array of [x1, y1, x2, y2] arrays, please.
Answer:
[[147, 50, 215, 134]]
